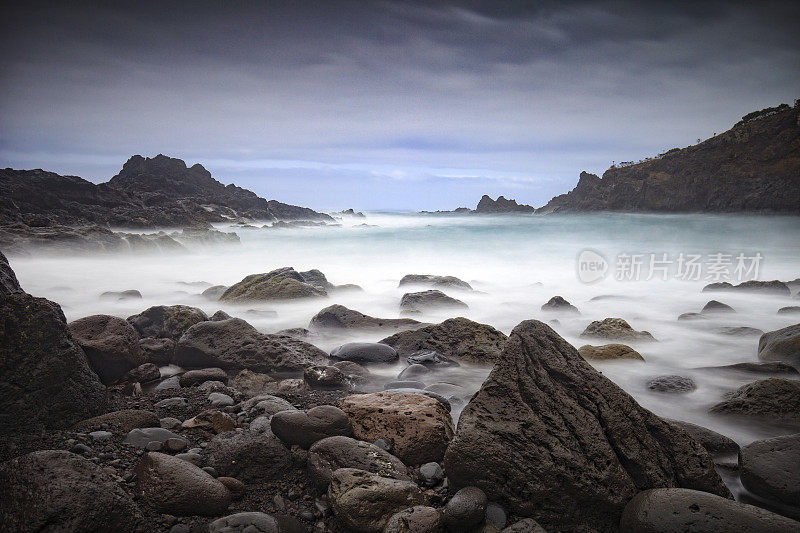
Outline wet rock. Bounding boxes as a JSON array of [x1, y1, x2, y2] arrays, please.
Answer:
[[175, 318, 328, 373], [665, 420, 739, 455], [202, 285, 228, 300], [398, 364, 431, 380], [700, 361, 798, 375], [714, 326, 764, 336], [271, 405, 353, 449], [220, 267, 327, 301], [210, 309, 233, 321], [309, 304, 423, 332], [406, 350, 460, 368], [702, 300, 736, 313], [180, 367, 228, 387], [443, 486, 487, 530], [620, 488, 800, 532], [230, 369, 272, 396], [383, 388, 452, 412], [330, 342, 399, 364], [541, 296, 580, 314], [139, 336, 176, 364], [198, 380, 227, 392], [127, 304, 209, 340], [678, 312, 707, 321], [74, 409, 160, 434], [203, 430, 293, 482], [68, 314, 146, 384], [580, 317, 655, 341], [384, 506, 443, 533], [304, 364, 351, 390], [0, 450, 142, 532], [241, 394, 296, 418], [384, 380, 425, 390], [340, 392, 454, 464], [400, 290, 468, 313], [444, 320, 729, 531], [209, 392, 235, 407], [710, 378, 800, 423], [739, 432, 800, 507], [328, 468, 426, 533], [778, 306, 800, 315], [419, 462, 444, 487], [136, 451, 231, 515], [399, 274, 473, 291], [758, 323, 800, 366], [647, 375, 697, 393], [333, 360, 372, 382], [578, 343, 644, 361], [307, 435, 410, 489], [124, 427, 185, 448], [100, 289, 142, 300], [182, 409, 236, 433], [124, 362, 161, 383], [208, 511, 307, 533], [154, 375, 181, 390], [703, 280, 791, 296], [381, 317, 507, 364]]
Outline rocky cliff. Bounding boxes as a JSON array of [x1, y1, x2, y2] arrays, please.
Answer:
[[539, 103, 800, 213], [0, 154, 332, 228], [475, 195, 535, 213]]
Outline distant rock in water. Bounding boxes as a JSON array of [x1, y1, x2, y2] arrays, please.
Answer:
[[400, 290, 468, 313], [538, 103, 800, 213], [309, 304, 423, 332], [398, 274, 472, 291], [475, 195, 535, 213], [221, 267, 328, 301], [703, 280, 791, 295]]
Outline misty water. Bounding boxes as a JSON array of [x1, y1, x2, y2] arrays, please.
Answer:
[[10, 213, 800, 458]]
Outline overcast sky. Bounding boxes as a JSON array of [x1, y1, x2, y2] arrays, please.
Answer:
[[1, 1, 798, 211]]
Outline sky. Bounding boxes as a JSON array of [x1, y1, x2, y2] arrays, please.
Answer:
[[1, 1, 798, 211]]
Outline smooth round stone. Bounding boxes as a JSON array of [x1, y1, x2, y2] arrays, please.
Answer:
[[419, 461, 444, 487], [398, 364, 431, 380], [647, 375, 696, 393], [165, 437, 188, 452], [89, 430, 113, 442], [208, 392, 234, 407], [198, 380, 227, 392], [384, 506, 443, 533], [486, 502, 507, 529], [154, 376, 181, 391], [383, 380, 425, 390], [406, 350, 460, 368], [739, 433, 800, 507], [329, 342, 398, 364], [444, 486, 488, 529], [123, 427, 183, 448], [160, 417, 182, 430]]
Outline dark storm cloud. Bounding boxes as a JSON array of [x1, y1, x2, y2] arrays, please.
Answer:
[[1, 1, 798, 210]]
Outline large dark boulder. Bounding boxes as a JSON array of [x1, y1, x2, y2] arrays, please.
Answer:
[[307, 435, 410, 489], [68, 314, 146, 384], [758, 323, 800, 366], [0, 258, 106, 433], [202, 429, 293, 482], [0, 450, 142, 532], [709, 378, 800, 423], [309, 304, 423, 332], [127, 304, 208, 340], [174, 317, 328, 373], [739, 432, 800, 507], [220, 267, 327, 302], [380, 317, 507, 364], [444, 320, 730, 532]]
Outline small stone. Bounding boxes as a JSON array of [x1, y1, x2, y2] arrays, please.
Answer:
[[160, 417, 182, 430], [647, 375, 697, 393], [70, 443, 93, 456], [155, 397, 188, 410], [165, 438, 188, 453], [486, 502, 507, 529], [419, 462, 444, 487], [217, 476, 245, 498], [182, 410, 236, 434], [179, 367, 228, 387], [124, 427, 183, 448], [146, 441, 163, 451], [89, 430, 113, 442], [208, 392, 235, 407], [198, 380, 227, 392]]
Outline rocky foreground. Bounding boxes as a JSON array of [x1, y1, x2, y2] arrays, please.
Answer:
[[2, 253, 800, 532]]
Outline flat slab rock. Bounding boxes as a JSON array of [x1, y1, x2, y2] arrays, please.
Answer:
[[444, 319, 729, 532]]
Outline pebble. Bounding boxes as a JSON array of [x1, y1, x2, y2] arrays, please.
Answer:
[[89, 430, 113, 442], [486, 502, 507, 529], [70, 443, 92, 456], [419, 462, 444, 487], [164, 438, 188, 452], [160, 417, 182, 430], [208, 392, 234, 407], [155, 397, 188, 409]]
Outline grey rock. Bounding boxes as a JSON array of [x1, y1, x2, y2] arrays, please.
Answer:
[[124, 427, 184, 448], [702, 300, 736, 313], [208, 512, 307, 533], [307, 435, 409, 489], [398, 363, 430, 380], [155, 397, 189, 409], [139, 336, 176, 365], [739, 432, 800, 507], [271, 405, 353, 449], [710, 378, 800, 423], [330, 342, 398, 364], [68, 314, 146, 385], [758, 323, 800, 366], [127, 304, 209, 340], [309, 304, 423, 332], [501, 519, 547, 533], [419, 461, 444, 487], [406, 350, 460, 368], [179, 367, 228, 386], [383, 380, 425, 390], [154, 376, 181, 391], [203, 430, 293, 482], [714, 326, 765, 336], [443, 486, 487, 529], [580, 317, 655, 341], [541, 296, 580, 314], [399, 274, 473, 291], [647, 375, 697, 393], [486, 502, 507, 529], [383, 506, 443, 533], [665, 420, 739, 455], [203, 285, 229, 300], [123, 362, 161, 383], [400, 290, 468, 313], [73, 409, 160, 433], [304, 364, 351, 390], [209, 392, 235, 407]]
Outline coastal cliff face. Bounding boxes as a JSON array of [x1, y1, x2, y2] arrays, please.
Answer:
[[539, 105, 800, 213], [0, 154, 332, 228]]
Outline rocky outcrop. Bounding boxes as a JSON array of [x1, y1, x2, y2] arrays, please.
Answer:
[[220, 267, 328, 301], [580, 317, 655, 341], [68, 314, 146, 384], [309, 304, 423, 332], [758, 323, 800, 366], [444, 320, 730, 531], [127, 304, 209, 341], [703, 279, 791, 295], [0, 253, 106, 434], [380, 317, 507, 364], [539, 104, 800, 213], [710, 378, 800, 423], [475, 195, 535, 213], [307, 436, 410, 489], [174, 318, 328, 373], [0, 154, 332, 228]]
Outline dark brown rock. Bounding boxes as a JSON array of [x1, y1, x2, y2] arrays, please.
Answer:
[[709, 378, 800, 423], [68, 314, 146, 384], [73, 409, 160, 434], [271, 405, 353, 449], [739, 432, 800, 507], [127, 304, 208, 340], [139, 336, 176, 364], [580, 317, 655, 341], [309, 304, 423, 332], [758, 323, 800, 366], [400, 290, 467, 313], [307, 435, 410, 489], [203, 430, 293, 482]]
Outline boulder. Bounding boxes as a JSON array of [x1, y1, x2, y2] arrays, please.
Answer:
[[620, 488, 800, 532], [241, 394, 296, 418], [398, 363, 430, 380], [304, 364, 351, 390], [67, 314, 146, 384], [739, 432, 800, 507], [333, 360, 372, 382], [380, 317, 507, 364], [307, 435, 410, 489], [330, 342, 399, 364], [384, 380, 425, 390], [701, 361, 799, 375], [179, 367, 228, 386], [123, 362, 161, 383], [580, 317, 656, 341], [419, 462, 445, 487], [210, 309, 233, 321], [400, 290, 468, 313], [230, 369, 272, 396], [139, 336, 176, 364], [202, 285, 228, 300], [0, 450, 142, 532], [541, 296, 580, 314], [174, 318, 328, 373], [443, 486, 487, 530], [328, 468, 426, 533], [203, 429, 293, 482], [678, 312, 707, 321], [578, 343, 644, 361], [220, 267, 327, 301], [182, 409, 236, 433], [709, 378, 800, 423], [136, 451, 231, 515], [0, 285, 106, 433], [309, 304, 423, 332], [703, 280, 791, 295], [701, 300, 736, 313], [271, 405, 353, 449], [779, 306, 800, 314], [127, 304, 209, 340], [647, 375, 697, 393], [73, 409, 160, 434], [398, 274, 472, 291], [665, 420, 739, 455], [208, 512, 307, 533], [340, 392, 454, 464], [383, 506, 443, 533], [100, 289, 142, 300], [444, 320, 730, 531], [406, 350, 460, 367], [758, 323, 800, 366]]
